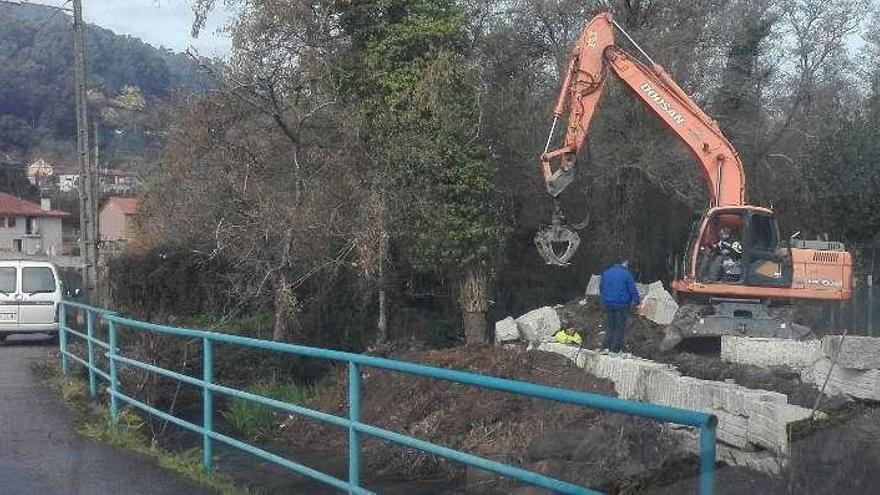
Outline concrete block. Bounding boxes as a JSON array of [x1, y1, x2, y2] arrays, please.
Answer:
[[494, 317, 520, 343], [585, 274, 601, 296], [539, 342, 815, 454], [638, 281, 678, 326], [540, 342, 587, 367], [515, 307, 561, 343], [821, 336, 880, 370], [804, 358, 880, 401], [715, 410, 751, 449], [721, 336, 822, 370]]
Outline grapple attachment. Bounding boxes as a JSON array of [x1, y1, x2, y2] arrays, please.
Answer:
[[535, 201, 581, 266], [535, 224, 581, 265]]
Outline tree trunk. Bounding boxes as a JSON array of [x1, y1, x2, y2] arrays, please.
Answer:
[[273, 275, 296, 342], [376, 282, 388, 344], [457, 268, 489, 345], [462, 310, 487, 345]]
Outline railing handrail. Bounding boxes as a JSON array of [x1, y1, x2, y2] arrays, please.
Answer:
[[104, 313, 715, 429], [58, 300, 717, 495]]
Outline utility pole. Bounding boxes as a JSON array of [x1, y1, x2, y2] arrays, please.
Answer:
[[73, 0, 98, 302], [1, 0, 98, 300]]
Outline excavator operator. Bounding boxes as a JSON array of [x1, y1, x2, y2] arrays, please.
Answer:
[[710, 227, 743, 282]]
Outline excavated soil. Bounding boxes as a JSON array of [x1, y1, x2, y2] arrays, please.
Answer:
[[279, 346, 713, 493], [263, 299, 878, 493]]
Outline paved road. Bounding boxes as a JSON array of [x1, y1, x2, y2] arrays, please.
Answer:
[[0, 335, 215, 495]]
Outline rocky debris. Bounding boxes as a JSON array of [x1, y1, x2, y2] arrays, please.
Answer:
[[821, 336, 880, 370], [638, 281, 679, 326], [514, 306, 561, 343], [494, 316, 519, 343], [585, 274, 602, 296], [803, 359, 880, 401], [582, 275, 675, 326], [540, 342, 818, 455]]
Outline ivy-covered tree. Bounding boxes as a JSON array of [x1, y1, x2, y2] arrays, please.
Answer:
[[340, 0, 504, 344]]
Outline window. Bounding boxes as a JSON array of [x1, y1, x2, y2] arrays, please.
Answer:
[[0, 217, 6, 228], [0, 268, 15, 293], [22, 267, 56, 294], [8, 216, 16, 228], [751, 215, 776, 251], [25, 218, 34, 235], [13, 239, 22, 252]]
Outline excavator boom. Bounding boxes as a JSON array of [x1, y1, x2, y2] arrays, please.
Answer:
[[536, 12, 745, 266], [540, 12, 745, 207]]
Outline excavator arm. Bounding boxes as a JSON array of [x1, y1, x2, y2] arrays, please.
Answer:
[[536, 12, 745, 265]]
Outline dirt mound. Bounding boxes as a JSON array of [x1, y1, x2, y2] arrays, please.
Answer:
[[280, 345, 702, 493], [557, 297, 666, 353]]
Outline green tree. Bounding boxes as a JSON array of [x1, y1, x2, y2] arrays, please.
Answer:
[[341, 0, 504, 344]]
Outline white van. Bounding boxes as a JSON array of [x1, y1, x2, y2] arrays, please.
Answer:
[[0, 260, 63, 342]]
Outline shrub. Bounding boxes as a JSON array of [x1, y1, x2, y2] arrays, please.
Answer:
[[223, 378, 314, 441]]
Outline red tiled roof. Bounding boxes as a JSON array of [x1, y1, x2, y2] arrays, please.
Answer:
[[103, 197, 138, 215], [53, 166, 136, 177], [0, 192, 70, 217]]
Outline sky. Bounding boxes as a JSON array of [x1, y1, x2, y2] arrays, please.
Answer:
[[34, 0, 235, 56]]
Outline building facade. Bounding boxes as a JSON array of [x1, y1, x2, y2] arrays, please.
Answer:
[[99, 197, 138, 242], [0, 193, 69, 258], [27, 158, 140, 194]]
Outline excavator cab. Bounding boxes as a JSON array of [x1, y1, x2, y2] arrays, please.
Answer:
[[690, 207, 793, 288]]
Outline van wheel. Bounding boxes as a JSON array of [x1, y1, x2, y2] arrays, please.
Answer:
[[0, 334, 7, 344]]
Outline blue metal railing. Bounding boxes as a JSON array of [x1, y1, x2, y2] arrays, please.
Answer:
[[58, 301, 717, 494]]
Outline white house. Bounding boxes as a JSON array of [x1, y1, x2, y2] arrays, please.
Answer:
[[0, 193, 70, 258], [27, 158, 140, 194]]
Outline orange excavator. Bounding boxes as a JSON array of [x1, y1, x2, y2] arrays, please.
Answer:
[[536, 12, 852, 348]]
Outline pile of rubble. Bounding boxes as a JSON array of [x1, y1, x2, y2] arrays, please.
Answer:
[[495, 275, 679, 346]]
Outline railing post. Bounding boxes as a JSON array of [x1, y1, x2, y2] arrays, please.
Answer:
[[348, 361, 361, 492], [699, 422, 717, 495], [86, 310, 97, 400], [59, 303, 68, 376], [108, 318, 119, 423], [202, 337, 214, 473]]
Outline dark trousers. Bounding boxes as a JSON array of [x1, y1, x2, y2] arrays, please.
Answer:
[[603, 306, 629, 352]]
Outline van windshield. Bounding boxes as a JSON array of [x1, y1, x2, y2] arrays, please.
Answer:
[[22, 267, 56, 294]]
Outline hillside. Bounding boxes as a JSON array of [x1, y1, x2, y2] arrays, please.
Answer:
[[0, 2, 211, 168]]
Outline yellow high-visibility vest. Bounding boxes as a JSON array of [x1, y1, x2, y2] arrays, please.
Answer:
[[554, 330, 582, 346]]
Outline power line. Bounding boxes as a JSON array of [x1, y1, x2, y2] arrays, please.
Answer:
[[33, 0, 74, 38]]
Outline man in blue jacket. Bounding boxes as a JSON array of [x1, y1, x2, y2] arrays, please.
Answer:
[[599, 258, 640, 353]]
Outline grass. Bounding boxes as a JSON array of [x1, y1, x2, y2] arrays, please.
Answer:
[[36, 357, 248, 495], [223, 377, 315, 442], [181, 312, 276, 340]]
